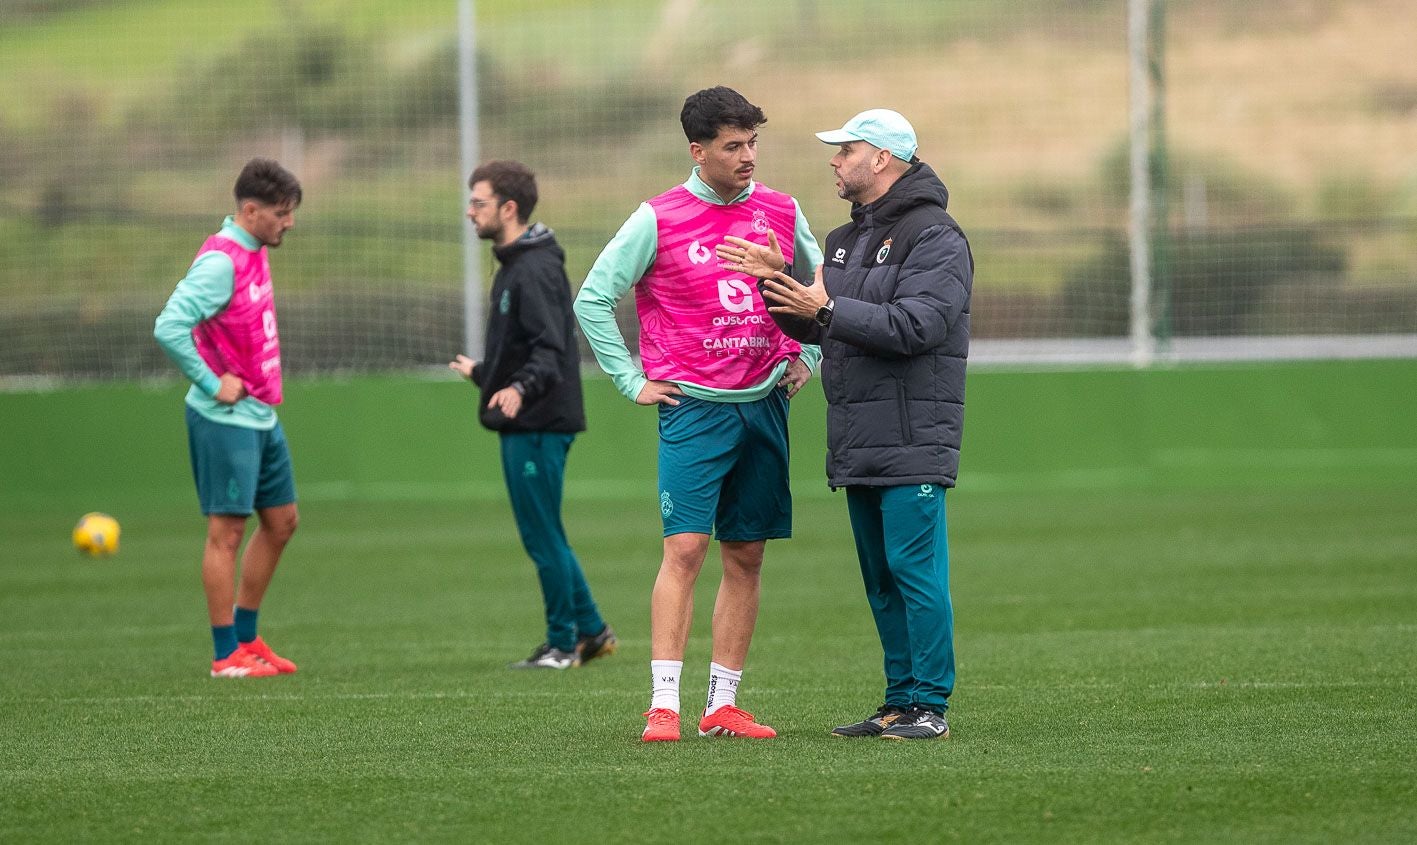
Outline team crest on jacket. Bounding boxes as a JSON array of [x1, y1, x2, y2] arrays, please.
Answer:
[[876, 239, 893, 264]]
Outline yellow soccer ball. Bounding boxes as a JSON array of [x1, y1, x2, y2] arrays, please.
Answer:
[[73, 512, 121, 557]]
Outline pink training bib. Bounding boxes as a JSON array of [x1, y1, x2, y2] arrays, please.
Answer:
[[637, 184, 801, 390], [191, 234, 283, 405]]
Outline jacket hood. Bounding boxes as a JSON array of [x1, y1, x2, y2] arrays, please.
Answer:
[[493, 222, 563, 263], [850, 161, 950, 227]]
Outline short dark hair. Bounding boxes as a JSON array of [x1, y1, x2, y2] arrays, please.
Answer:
[[469, 160, 537, 223], [680, 86, 766, 144], [233, 157, 302, 207]]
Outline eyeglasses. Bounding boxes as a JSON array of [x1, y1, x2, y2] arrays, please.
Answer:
[[469, 198, 499, 209]]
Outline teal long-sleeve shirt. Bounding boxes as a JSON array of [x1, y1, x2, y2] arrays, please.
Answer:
[[573, 168, 823, 403], [153, 216, 278, 430]]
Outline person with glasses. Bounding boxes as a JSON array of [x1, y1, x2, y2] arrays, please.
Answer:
[[450, 160, 617, 671]]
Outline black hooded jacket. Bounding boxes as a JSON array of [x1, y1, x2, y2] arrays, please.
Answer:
[[470, 223, 586, 433], [781, 162, 973, 487]]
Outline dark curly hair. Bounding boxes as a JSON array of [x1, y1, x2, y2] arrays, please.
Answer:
[[233, 158, 302, 207], [680, 86, 766, 144]]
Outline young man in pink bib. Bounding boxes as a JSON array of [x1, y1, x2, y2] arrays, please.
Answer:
[[154, 158, 303, 679], [574, 87, 823, 741]]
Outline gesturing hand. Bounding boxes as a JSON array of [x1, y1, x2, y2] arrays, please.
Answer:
[[717, 229, 784, 279], [759, 267, 829, 320], [448, 354, 476, 379]]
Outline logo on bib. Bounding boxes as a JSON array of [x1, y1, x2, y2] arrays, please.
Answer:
[[876, 239, 893, 264], [688, 240, 713, 265], [717, 277, 755, 314], [751, 210, 770, 234]]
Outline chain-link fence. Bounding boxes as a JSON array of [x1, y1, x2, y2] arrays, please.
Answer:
[[2, 0, 1414, 382]]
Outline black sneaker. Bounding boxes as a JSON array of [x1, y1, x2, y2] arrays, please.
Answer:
[[880, 707, 950, 740], [508, 643, 579, 670], [831, 705, 911, 737], [576, 625, 618, 665]]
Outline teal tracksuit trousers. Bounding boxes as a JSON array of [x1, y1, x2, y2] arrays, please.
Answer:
[[845, 484, 955, 712], [500, 432, 605, 653]]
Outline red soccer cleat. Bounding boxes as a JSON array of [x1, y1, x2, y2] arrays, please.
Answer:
[[642, 708, 681, 742], [237, 636, 297, 674], [698, 705, 777, 738], [211, 649, 280, 678]]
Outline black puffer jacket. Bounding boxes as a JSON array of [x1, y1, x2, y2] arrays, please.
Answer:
[[786, 162, 973, 488], [470, 223, 586, 433]]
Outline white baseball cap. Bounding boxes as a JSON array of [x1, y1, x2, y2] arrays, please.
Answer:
[[815, 109, 918, 162]]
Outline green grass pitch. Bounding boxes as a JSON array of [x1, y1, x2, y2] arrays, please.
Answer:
[[2, 365, 1415, 842]]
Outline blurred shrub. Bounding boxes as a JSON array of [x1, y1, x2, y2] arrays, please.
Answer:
[[0, 0, 103, 22], [141, 19, 464, 138], [1062, 225, 1347, 336], [1096, 140, 1297, 224], [124, 17, 672, 165], [26, 93, 126, 228], [1065, 142, 1348, 336], [1316, 172, 1395, 223]]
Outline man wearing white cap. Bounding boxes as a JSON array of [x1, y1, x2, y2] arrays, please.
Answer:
[[719, 108, 973, 740]]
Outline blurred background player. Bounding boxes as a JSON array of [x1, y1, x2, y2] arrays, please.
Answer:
[[574, 87, 823, 741], [449, 160, 616, 670], [153, 157, 303, 679]]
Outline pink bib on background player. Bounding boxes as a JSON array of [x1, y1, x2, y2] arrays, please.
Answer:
[[636, 184, 802, 391], [191, 234, 283, 405]]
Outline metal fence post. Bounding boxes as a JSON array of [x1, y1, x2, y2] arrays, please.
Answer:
[[458, 0, 483, 358]]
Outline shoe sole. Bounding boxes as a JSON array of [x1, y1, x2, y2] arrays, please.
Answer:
[[880, 728, 950, 741]]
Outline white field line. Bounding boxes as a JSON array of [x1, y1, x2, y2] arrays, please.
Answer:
[[3, 678, 1407, 707]]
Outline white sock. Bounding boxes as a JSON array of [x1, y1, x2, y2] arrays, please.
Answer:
[[705, 662, 742, 715], [650, 660, 683, 713]]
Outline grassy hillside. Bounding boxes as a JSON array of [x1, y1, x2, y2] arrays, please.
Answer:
[[3, 0, 1413, 300]]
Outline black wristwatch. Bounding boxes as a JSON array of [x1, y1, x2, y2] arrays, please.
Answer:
[[814, 298, 835, 327]]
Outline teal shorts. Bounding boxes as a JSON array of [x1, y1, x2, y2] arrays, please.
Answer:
[[656, 389, 791, 541], [186, 406, 297, 516]]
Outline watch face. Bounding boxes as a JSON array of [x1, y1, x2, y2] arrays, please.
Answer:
[[815, 306, 832, 326]]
